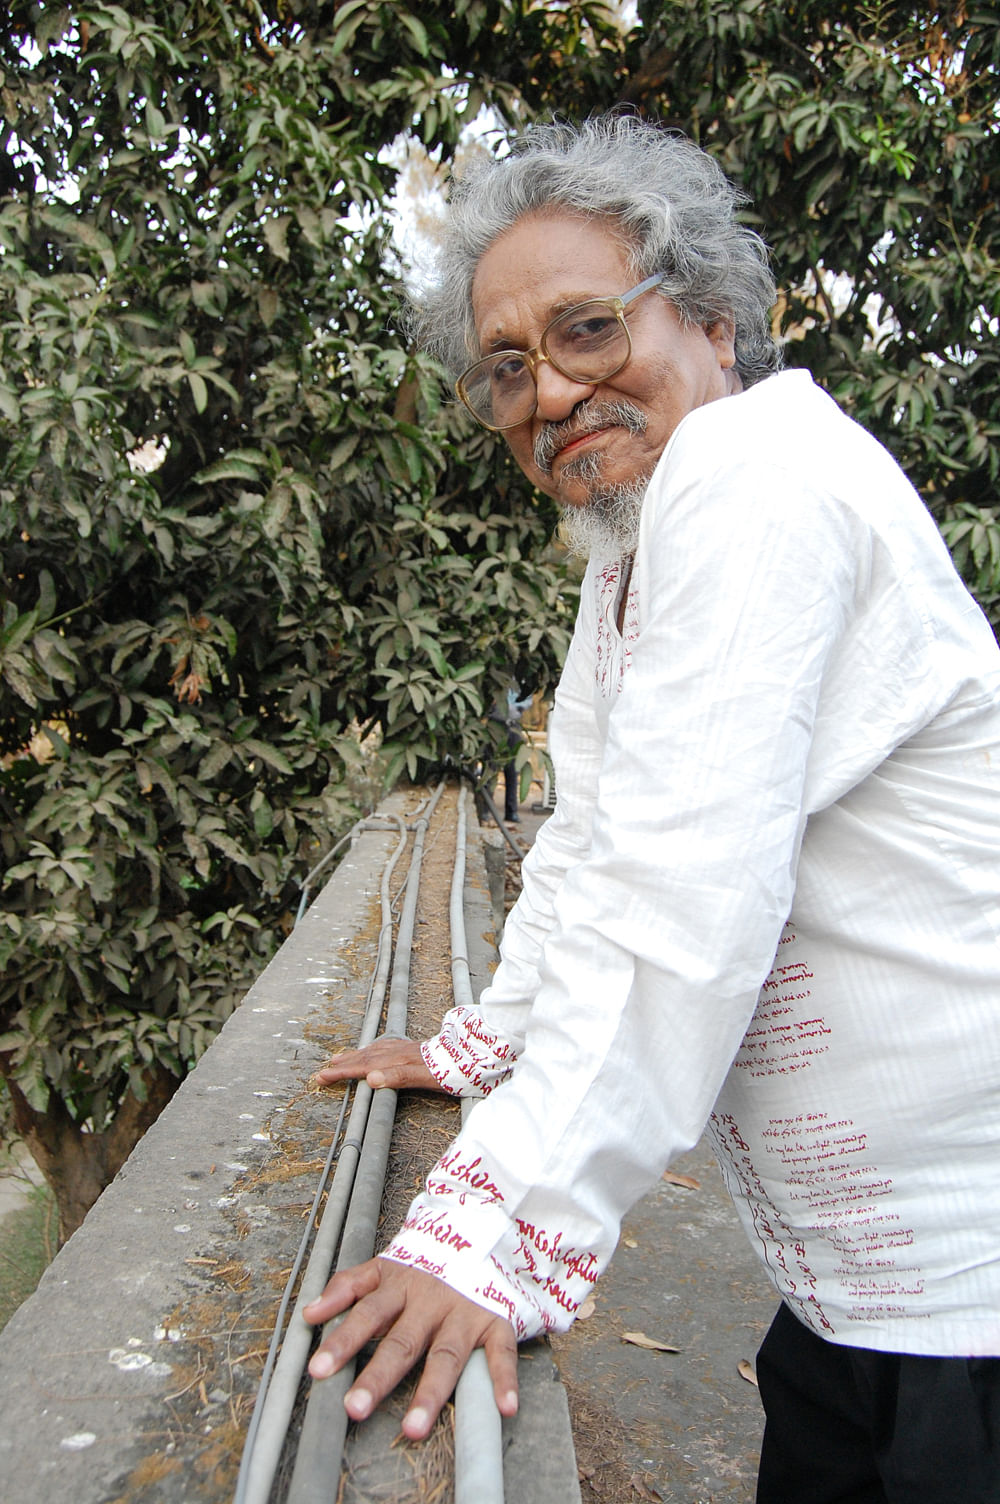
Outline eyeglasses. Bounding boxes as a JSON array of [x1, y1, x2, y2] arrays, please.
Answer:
[[456, 273, 665, 432]]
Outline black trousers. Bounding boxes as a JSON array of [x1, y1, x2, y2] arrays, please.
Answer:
[[756, 1302, 1000, 1503]]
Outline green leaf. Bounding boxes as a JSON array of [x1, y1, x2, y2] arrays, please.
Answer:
[[193, 458, 264, 484], [399, 11, 430, 55], [187, 371, 208, 412], [241, 738, 294, 776], [263, 216, 291, 262]]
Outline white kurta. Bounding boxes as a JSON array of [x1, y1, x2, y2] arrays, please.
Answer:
[[384, 370, 1000, 1355]]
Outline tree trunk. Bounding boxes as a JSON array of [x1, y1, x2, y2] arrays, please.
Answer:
[[2, 1067, 180, 1245]]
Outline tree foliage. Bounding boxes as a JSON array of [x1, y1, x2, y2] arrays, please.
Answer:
[[0, 0, 622, 1234], [618, 0, 1000, 621]]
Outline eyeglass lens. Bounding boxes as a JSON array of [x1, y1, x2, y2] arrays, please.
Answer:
[[463, 300, 629, 429]]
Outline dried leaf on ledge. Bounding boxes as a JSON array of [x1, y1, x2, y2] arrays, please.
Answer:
[[621, 1330, 680, 1353], [661, 1169, 700, 1190]]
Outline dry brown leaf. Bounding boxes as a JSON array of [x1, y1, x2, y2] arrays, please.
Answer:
[[629, 1473, 664, 1502], [623, 1236, 638, 1248], [577, 1297, 598, 1319], [661, 1169, 700, 1190], [738, 1358, 759, 1387], [621, 1330, 680, 1352]]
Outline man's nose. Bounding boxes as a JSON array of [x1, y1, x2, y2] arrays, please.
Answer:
[[533, 359, 596, 422]]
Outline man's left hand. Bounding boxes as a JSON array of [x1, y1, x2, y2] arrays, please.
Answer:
[[303, 1258, 519, 1439]]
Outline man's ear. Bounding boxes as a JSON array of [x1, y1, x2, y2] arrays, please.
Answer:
[[706, 316, 737, 370]]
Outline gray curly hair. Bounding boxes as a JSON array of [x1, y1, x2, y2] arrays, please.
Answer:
[[410, 113, 780, 388]]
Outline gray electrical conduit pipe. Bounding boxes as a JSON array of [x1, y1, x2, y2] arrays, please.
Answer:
[[234, 808, 414, 1504], [451, 781, 507, 1504], [285, 781, 445, 1504]]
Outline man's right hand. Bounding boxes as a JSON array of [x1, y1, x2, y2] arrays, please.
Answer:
[[313, 1035, 446, 1093], [304, 1257, 518, 1438]]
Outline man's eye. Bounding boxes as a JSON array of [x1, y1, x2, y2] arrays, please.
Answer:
[[558, 312, 619, 349], [491, 355, 530, 387]]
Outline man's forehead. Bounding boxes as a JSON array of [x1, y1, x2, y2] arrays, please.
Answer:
[[470, 211, 633, 348], [473, 285, 609, 354]]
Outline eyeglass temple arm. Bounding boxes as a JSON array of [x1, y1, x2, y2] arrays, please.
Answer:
[[618, 272, 665, 309]]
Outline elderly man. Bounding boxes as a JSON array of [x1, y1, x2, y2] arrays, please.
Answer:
[[304, 116, 1000, 1502]]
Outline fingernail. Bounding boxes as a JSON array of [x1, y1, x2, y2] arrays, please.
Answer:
[[310, 1351, 334, 1379], [345, 1386, 373, 1419], [404, 1405, 429, 1436]]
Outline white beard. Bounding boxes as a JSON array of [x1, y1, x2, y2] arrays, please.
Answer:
[[533, 400, 651, 563], [558, 474, 649, 563]]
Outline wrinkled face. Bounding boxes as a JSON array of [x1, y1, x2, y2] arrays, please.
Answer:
[[470, 210, 738, 512]]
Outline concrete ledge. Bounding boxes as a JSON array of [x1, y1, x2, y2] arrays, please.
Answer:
[[0, 787, 580, 1502]]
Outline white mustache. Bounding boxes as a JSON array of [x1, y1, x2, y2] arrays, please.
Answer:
[[533, 401, 647, 474]]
